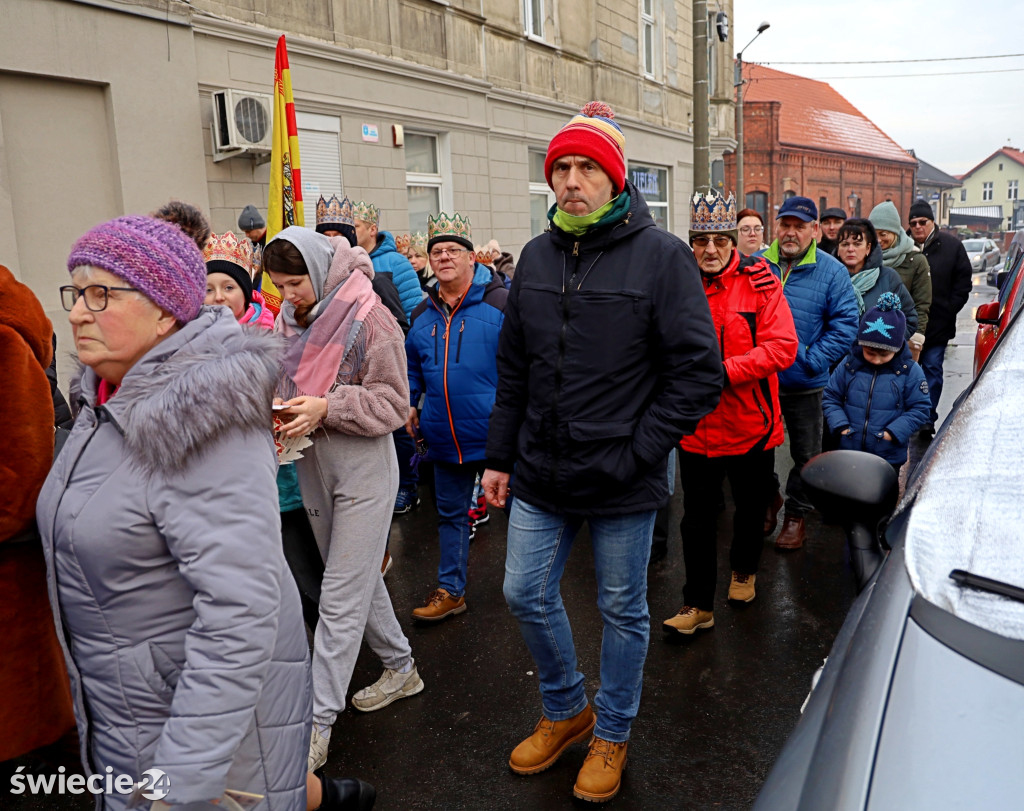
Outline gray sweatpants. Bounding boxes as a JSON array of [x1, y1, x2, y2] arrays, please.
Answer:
[[296, 430, 412, 726]]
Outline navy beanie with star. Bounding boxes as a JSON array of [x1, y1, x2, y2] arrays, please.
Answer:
[[858, 292, 906, 353]]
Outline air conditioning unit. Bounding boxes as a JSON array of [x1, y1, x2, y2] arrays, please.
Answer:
[[211, 89, 272, 161]]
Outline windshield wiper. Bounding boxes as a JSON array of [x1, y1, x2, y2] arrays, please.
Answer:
[[950, 569, 1024, 604]]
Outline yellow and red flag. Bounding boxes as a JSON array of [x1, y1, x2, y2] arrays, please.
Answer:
[[263, 34, 303, 314]]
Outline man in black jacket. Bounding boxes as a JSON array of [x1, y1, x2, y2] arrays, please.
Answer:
[[482, 102, 722, 803], [908, 200, 972, 437]]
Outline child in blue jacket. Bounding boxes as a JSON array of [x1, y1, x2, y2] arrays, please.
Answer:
[[823, 293, 932, 475]]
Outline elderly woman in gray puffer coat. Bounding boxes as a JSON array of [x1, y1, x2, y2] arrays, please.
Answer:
[[36, 214, 372, 811]]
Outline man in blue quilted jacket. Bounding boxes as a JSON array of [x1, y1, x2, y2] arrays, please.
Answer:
[[758, 197, 858, 549]]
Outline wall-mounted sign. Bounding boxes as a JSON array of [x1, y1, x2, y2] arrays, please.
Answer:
[[632, 169, 660, 197], [361, 123, 379, 143]]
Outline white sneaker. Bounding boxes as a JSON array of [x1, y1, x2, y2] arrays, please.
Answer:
[[351, 661, 425, 712], [308, 725, 330, 772]]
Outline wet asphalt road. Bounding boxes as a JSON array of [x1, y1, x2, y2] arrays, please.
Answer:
[[3, 272, 994, 811]]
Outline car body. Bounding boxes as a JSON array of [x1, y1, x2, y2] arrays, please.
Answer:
[[963, 238, 1000, 275], [755, 301, 1024, 810], [973, 230, 1024, 377]]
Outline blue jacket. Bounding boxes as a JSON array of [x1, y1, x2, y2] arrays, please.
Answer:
[[760, 241, 859, 391], [407, 263, 507, 464], [372, 231, 424, 320], [822, 345, 931, 464]]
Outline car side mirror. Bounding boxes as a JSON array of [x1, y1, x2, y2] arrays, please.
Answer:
[[976, 300, 1000, 325], [802, 450, 899, 590], [995, 271, 1010, 291]]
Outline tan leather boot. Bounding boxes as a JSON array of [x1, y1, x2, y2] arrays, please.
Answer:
[[411, 588, 466, 622], [509, 704, 596, 775], [573, 737, 628, 802], [728, 572, 756, 603], [775, 515, 806, 550]]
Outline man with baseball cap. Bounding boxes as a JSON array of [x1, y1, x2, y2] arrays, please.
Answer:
[[818, 206, 848, 256], [482, 102, 722, 802], [758, 196, 858, 549]]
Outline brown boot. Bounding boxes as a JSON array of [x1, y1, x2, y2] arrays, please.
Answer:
[[728, 572, 756, 603], [509, 705, 596, 775], [775, 514, 805, 549], [763, 490, 784, 535], [411, 588, 466, 622], [573, 738, 628, 803]]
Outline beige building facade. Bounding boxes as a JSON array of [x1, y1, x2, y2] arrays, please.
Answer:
[[2, 0, 734, 383]]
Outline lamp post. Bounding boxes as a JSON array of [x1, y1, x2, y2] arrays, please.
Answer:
[[735, 21, 770, 209], [848, 190, 860, 218]]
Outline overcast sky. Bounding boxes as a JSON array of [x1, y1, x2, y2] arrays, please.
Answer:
[[730, 0, 1022, 175]]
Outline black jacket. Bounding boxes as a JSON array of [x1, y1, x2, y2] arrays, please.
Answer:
[[486, 183, 723, 515], [919, 228, 972, 345]]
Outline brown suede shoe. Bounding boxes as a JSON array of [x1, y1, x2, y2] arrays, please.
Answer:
[[763, 490, 784, 536], [411, 588, 466, 622], [728, 572, 756, 603], [775, 515, 805, 550], [573, 738, 628, 803], [662, 606, 714, 635], [509, 705, 596, 775]]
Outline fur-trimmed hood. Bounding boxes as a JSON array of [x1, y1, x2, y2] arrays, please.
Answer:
[[75, 306, 283, 473]]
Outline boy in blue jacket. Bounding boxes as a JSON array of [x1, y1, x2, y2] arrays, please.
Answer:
[[823, 293, 931, 475]]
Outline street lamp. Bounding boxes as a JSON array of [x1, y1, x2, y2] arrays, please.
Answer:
[[735, 21, 770, 209], [848, 190, 860, 217]]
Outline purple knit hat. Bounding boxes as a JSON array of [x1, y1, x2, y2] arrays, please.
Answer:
[[67, 215, 207, 323]]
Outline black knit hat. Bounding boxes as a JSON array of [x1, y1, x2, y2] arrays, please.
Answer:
[[909, 200, 934, 222], [820, 207, 847, 222], [858, 293, 905, 353], [206, 260, 253, 310]]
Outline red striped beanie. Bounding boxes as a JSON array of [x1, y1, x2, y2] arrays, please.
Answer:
[[545, 102, 626, 194]]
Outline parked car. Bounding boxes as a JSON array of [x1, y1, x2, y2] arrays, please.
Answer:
[[963, 238, 1001, 276], [755, 301, 1024, 810], [974, 230, 1024, 377]]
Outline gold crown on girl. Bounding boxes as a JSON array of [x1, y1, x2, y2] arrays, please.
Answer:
[[203, 231, 253, 273], [410, 232, 428, 253], [689, 192, 737, 233], [395, 233, 411, 252], [352, 201, 379, 226], [316, 194, 354, 227], [428, 212, 472, 244]]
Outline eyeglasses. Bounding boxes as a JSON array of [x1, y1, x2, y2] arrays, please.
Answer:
[[691, 236, 733, 248], [429, 248, 470, 259], [908, 218, 930, 227], [739, 226, 764, 235], [60, 284, 137, 312]]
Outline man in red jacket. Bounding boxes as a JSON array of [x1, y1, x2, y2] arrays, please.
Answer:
[[663, 193, 798, 635]]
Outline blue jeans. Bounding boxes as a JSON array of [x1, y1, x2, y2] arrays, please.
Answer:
[[779, 390, 823, 517], [918, 341, 946, 426], [433, 462, 480, 597], [503, 498, 656, 743], [393, 428, 419, 490]]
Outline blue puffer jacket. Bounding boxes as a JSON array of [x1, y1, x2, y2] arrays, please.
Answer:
[[407, 263, 507, 464], [759, 241, 859, 391], [822, 345, 932, 464], [372, 230, 424, 320]]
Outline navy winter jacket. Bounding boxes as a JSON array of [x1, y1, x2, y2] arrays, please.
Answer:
[[372, 230, 425, 320], [850, 244, 919, 340], [822, 345, 931, 465], [759, 241, 859, 391], [407, 263, 507, 464]]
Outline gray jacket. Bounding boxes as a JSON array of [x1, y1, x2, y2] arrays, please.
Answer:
[[36, 307, 311, 810]]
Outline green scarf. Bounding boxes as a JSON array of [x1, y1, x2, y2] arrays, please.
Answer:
[[550, 191, 631, 236], [850, 267, 881, 315]]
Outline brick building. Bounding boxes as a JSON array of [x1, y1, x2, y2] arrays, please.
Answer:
[[724, 64, 916, 240]]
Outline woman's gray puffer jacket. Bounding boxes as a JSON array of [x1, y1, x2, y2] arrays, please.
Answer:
[[36, 307, 311, 810]]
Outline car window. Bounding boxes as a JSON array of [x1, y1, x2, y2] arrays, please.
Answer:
[[963, 240, 983, 251]]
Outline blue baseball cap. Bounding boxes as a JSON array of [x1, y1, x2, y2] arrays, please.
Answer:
[[777, 196, 818, 222]]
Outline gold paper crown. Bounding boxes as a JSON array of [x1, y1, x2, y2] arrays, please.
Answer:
[[316, 194, 354, 228], [395, 233, 411, 253], [428, 212, 472, 246], [352, 201, 379, 226], [410, 232, 428, 254], [689, 192, 737, 234], [203, 231, 254, 275]]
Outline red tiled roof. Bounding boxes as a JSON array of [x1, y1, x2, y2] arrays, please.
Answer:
[[960, 147, 1024, 180], [743, 64, 916, 164]]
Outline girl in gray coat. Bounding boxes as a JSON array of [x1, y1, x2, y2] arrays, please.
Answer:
[[38, 215, 372, 810]]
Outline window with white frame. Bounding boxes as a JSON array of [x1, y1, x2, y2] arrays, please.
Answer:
[[524, 0, 544, 39], [641, 0, 656, 78], [628, 162, 669, 230], [983, 181, 994, 201], [529, 149, 555, 238], [1009, 179, 1019, 200], [961, 188, 967, 202], [405, 132, 450, 235], [296, 112, 343, 228]]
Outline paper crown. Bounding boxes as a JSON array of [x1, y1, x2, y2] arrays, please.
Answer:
[[251, 243, 263, 280], [428, 212, 473, 250], [689, 192, 738, 234], [410, 232, 428, 254], [316, 194, 354, 228], [395, 233, 411, 253], [203, 231, 254, 275], [352, 201, 379, 226]]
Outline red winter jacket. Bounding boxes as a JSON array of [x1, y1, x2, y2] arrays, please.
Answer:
[[680, 251, 798, 457]]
